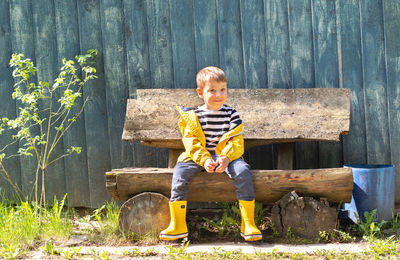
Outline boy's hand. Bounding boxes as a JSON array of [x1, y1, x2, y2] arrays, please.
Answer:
[[215, 156, 229, 173], [204, 159, 218, 173]]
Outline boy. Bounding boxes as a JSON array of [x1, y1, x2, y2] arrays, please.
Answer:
[[159, 66, 262, 241]]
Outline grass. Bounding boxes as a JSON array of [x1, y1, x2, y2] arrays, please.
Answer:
[[0, 196, 400, 259]]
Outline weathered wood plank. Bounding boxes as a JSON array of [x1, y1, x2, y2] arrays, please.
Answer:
[[170, 0, 197, 89], [264, 0, 291, 170], [100, 0, 132, 169], [123, 0, 160, 168], [383, 0, 400, 202], [122, 88, 350, 147], [33, 0, 67, 201], [217, 0, 244, 89], [146, 0, 173, 90], [54, 0, 91, 207], [77, 0, 111, 207], [106, 167, 353, 203], [144, 0, 171, 167], [0, 0, 21, 201], [360, 0, 391, 165], [288, 0, 318, 170], [9, 0, 37, 199], [241, 0, 273, 169], [311, 0, 342, 168], [264, 0, 291, 89], [193, 0, 219, 69], [338, 0, 367, 165]]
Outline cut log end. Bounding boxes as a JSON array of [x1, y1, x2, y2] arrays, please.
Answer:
[[118, 192, 170, 236], [271, 191, 338, 239]]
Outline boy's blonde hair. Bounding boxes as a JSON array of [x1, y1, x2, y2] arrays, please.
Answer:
[[196, 66, 227, 89]]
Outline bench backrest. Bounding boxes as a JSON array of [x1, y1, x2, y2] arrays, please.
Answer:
[[122, 88, 350, 149]]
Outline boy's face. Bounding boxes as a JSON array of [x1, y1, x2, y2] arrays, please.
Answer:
[[196, 80, 227, 110]]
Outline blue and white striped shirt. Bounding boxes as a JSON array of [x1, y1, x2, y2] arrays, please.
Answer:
[[194, 104, 240, 151]]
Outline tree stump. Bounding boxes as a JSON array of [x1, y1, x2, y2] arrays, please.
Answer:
[[118, 192, 170, 236], [271, 191, 337, 239]]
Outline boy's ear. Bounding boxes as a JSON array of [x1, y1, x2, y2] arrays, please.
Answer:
[[196, 88, 203, 97]]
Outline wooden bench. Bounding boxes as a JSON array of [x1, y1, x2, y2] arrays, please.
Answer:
[[106, 88, 353, 236]]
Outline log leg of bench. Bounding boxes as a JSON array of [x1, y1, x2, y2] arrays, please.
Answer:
[[277, 143, 294, 170], [119, 192, 170, 236], [168, 149, 184, 168]]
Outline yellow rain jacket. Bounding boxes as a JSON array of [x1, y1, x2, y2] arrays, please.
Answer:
[[177, 106, 244, 166]]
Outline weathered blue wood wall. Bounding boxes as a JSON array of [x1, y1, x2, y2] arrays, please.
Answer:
[[0, 0, 399, 207]]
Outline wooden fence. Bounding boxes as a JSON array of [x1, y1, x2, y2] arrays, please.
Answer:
[[0, 0, 399, 207]]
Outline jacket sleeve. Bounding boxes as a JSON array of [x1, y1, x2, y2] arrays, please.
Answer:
[[219, 134, 244, 162], [179, 117, 212, 167]]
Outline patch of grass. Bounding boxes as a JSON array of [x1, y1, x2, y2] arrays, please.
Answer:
[[0, 196, 73, 258]]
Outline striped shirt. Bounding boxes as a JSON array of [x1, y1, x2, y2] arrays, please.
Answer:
[[194, 104, 241, 151]]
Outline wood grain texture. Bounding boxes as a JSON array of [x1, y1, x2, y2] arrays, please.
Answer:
[[264, 0, 291, 89], [118, 192, 170, 236], [146, 0, 174, 89], [338, 0, 367, 165], [312, 0, 342, 168], [77, 0, 111, 207], [9, 0, 38, 199], [170, 0, 197, 89], [0, 0, 21, 201], [194, 0, 219, 70], [217, 0, 244, 89], [383, 0, 400, 201], [288, 0, 318, 170], [122, 88, 350, 147], [54, 0, 91, 207], [106, 167, 353, 203], [100, 0, 132, 169], [360, 0, 391, 165]]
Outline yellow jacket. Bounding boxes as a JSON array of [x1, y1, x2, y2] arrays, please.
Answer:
[[177, 106, 244, 166]]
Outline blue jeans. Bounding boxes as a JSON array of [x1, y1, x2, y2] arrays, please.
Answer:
[[170, 153, 255, 201]]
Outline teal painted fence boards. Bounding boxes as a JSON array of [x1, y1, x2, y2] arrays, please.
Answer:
[[54, 0, 91, 207], [217, 0, 244, 89], [0, 0, 21, 201], [1, 0, 400, 206], [384, 0, 400, 201], [100, 0, 132, 169], [288, 0, 319, 170], [360, 0, 391, 165], [170, 0, 197, 89], [9, 0, 38, 198], [33, 0, 67, 201], [312, 0, 342, 168], [339, 0, 367, 165], [77, 0, 111, 207], [194, 0, 219, 70]]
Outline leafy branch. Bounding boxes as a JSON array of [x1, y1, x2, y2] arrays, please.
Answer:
[[0, 49, 97, 209]]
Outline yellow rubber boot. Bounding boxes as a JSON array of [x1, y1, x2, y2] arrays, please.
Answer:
[[159, 201, 188, 240], [239, 200, 262, 241]]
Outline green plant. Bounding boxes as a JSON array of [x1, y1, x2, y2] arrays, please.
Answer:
[[122, 248, 140, 257], [60, 247, 82, 259], [166, 240, 190, 259], [390, 212, 400, 229], [357, 209, 386, 238], [40, 241, 59, 256], [364, 235, 399, 258], [0, 49, 97, 208], [90, 249, 110, 260], [0, 244, 22, 259], [42, 194, 72, 239]]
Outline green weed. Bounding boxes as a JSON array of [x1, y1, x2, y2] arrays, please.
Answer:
[[364, 235, 399, 258], [358, 209, 386, 237]]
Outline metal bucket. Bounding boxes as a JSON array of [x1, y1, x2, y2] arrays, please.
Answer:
[[344, 164, 395, 222]]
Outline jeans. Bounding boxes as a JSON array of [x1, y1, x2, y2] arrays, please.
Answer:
[[170, 153, 255, 201]]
